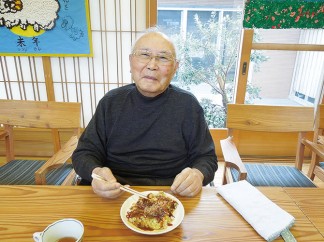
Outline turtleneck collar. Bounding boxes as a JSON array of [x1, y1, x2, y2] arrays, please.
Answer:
[[133, 85, 170, 105]]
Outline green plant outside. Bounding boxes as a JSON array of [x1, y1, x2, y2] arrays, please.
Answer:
[[169, 11, 268, 128]]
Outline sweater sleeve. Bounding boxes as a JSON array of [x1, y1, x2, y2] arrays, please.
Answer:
[[72, 99, 108, 182], [186, 101, 218, 186]]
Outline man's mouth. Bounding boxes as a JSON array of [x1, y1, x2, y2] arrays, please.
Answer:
[[143, 76, 157, 81]]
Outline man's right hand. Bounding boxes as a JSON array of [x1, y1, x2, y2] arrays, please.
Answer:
[[91, 167, 124, 199]]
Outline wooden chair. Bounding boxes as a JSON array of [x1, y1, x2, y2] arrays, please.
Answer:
[[302, 104, 324, 182], [220, 104, 316, 187], [0, 99, 81, 185]]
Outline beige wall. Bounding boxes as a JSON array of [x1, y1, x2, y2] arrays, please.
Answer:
[[251, 29, 300, 99]]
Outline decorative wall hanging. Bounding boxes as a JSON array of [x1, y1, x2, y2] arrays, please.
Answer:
[[243, 0, 324, 29], [0, 0, 92, 56]]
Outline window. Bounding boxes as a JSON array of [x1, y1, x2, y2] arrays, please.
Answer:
[[248, 29, 324, 107], [158, 1, 244, 128], [158, 1, 324, 128], [157, 10, 181, 36]]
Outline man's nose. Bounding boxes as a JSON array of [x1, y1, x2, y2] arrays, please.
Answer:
[[146, 56, 158, 69]]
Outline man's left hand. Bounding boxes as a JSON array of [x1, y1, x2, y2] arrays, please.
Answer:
[[171, 168, 204, 197]]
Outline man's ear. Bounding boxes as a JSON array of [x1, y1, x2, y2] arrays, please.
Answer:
[[129, 55, 133, 73], [172, 60, 180, 76], [175, 60, 180, 70]]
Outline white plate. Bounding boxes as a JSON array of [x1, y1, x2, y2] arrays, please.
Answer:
[[120, 191, 185, 235]]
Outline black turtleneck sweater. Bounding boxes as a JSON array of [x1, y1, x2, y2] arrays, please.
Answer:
[[72, 84, 218, 186]]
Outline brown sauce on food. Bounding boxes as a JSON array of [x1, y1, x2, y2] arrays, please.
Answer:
[[126, 191, 178, 231]]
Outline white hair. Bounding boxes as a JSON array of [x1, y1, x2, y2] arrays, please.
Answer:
[[131, 27, 178, 59]]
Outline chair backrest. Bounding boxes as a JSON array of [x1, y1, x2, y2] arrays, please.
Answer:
[[316, 104, 324, 130], [0, 99, 81, 129], [226, 104, 315, 170], [312, 104, 324, 144], [0, 99, 81, 162], [226, 104, 314, 133]]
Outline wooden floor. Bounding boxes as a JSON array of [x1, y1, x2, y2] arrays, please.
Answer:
[[214, 161, 324, 188]]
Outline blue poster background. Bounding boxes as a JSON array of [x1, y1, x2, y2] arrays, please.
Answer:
[[0, 0, 92, 56]]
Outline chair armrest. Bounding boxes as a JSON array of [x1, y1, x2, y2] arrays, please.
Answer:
[[35, 135, 79, 185], [0, 127, 14, 162], [302, 138, 324, 158], [301, 138, 324, 180], [220, 136, 247, 184], [318, 135, 324, 145], [60, 169, 80, 186], [0, 130, 8, 139]]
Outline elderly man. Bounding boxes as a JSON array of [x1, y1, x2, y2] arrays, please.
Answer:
[[72, 30, 218, 198]]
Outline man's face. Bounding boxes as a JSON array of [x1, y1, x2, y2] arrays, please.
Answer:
[[129, 33, 179, 97]]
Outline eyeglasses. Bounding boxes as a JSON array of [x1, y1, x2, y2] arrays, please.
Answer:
[[131, 50, 176, 66]]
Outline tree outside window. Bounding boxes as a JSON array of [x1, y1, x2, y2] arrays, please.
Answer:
[[158, 8, 268, 128]]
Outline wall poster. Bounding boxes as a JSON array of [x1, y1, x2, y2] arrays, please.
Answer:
[[0, 0, 92, 56]]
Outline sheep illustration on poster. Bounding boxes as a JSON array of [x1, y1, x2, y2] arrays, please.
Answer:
[[0, 0, 92, 56], [0, 0, 59, 34]]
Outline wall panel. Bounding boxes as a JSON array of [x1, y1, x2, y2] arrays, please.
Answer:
[[0, 0, 150, 127], [0, 0, 153, 158]]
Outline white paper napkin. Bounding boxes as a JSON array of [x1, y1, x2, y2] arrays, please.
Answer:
[[216, 180, 295, 241]]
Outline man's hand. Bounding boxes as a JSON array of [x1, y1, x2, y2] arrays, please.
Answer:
[[91, 167, 124, 199], [171, 168, 204, 197]]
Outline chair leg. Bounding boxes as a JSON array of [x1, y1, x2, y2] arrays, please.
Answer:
[[308, 153, 320, 180]]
